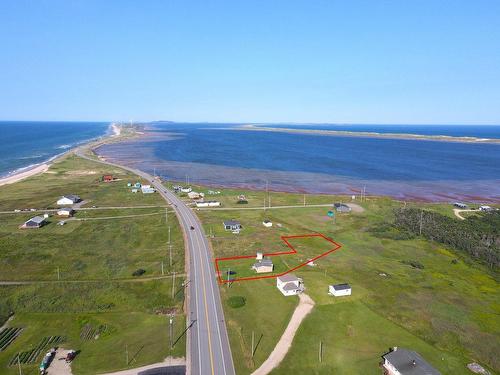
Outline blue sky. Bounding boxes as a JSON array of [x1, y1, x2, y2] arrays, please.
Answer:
[[0, 0, 499, 124]]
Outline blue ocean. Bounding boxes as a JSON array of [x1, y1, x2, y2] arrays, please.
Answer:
[[97, 123, 500, 202], [0, 121, 109, 177]]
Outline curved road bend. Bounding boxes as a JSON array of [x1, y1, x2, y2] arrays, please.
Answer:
[[75, 150, 235, 375]]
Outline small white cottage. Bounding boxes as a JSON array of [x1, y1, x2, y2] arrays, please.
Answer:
[[329, 283, 351, 297]]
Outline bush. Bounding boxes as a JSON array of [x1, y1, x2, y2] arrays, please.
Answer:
[[132, 268, 146, 277], [401, 260, 425, 269], [227, 296, 246, 308]]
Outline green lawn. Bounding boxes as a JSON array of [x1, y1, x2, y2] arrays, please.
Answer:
[[0, 154, 186, 374], [196, 191, 499, 374]]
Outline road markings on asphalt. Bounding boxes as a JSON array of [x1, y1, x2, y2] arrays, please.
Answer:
[[194, 224, 216, 375]]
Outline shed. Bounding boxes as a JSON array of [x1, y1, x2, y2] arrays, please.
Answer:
[[262, 220, 273, 227], [453, 202, 467, 209], [252, 259, 274, 273], [57, 208, 74, 217], [329, 283, 351, 297]]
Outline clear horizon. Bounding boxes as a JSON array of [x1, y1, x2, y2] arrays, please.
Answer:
[[1, 1, 499, 124]]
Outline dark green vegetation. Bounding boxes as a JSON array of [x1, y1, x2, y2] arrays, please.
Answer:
[[0, 327, 22, 352], [0, 155, 186, 374], [197, 195, 499, 374], [227, 296, 246, 308], [395, 208, 500, 268]]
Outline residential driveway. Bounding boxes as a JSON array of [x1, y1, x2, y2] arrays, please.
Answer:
[[47, 348, 73, 375]]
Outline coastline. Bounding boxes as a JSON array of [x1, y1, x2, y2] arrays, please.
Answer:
[[0, 123, 121, 187], [237, 124, 500, 144]]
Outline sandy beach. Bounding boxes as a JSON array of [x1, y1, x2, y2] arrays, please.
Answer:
[[0, 123, 124, 188], [0, 163, 49, 187]]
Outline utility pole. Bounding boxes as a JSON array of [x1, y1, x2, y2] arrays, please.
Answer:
[[161, 261, 164, 276], [17, 353, 22, 375], [126, 344, 129, 365], [172, 272, 176, 299], [251, 331, 255, 358], [303, 194, 306, 206], [169, 315, 174, 349], [227, 268, 231, 287], [169, 244, 173, 267], [319, 341, 323, 363], [168, 226, 171, 244], [419, 210, 424, 236], [165, 207, 168, 224]]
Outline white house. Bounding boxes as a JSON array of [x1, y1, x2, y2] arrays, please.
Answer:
[[57, 195, 81, 205], [196, 201, 221, 208], [223, 220, 242, 231], [382, 347, 441, 375], [188, 191, 205, 199], [57, 208, 74, 217], [141, 185, 156, 194], [329, 283, 351, 297], [480, 205, 493, 211], [180, 187, 192, 193], [20, 216, 46, 229], [276, 274, 304, 296], [262, 220, 273, 227]]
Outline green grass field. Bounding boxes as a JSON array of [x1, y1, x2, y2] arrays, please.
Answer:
[[0, 155, 186, 374], [197, 193, 500, 374]]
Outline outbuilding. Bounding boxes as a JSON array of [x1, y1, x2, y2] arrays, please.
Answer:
[[196, 201, 221, 208], [329, 283, 351, 297], [262, 220, 273, 227], [57, 208, 74, 217], [276, 274, 304, 296], [453, 202, 467, 209], [21, 216, 46, 229], [480, 205, 493, 211], [57, 195, 81, 205], [252, 259, 274, 273], [382, 347, 441, 375]]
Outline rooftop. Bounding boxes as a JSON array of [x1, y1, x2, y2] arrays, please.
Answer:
[[28, 216, 45, 224], [332, 283, 351, 290], [278, 273, 299, 283], [254, 259, 273, 267], [223, 220, 241, 226], [383, 348, 441, 375]]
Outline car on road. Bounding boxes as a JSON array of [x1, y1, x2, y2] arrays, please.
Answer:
[[190, 226, 195, 230]]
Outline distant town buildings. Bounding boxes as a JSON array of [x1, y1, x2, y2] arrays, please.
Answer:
[[381, 347, 441, 375]]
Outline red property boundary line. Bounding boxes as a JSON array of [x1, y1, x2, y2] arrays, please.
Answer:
[[215, 233, 342, 284]]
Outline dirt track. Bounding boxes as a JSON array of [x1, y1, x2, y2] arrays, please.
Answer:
[[251, 293, 315, 375]]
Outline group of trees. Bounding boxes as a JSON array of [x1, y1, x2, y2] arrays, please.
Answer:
[[394, 208, 500, 269]]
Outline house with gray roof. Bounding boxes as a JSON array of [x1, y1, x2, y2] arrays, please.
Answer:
[[57, 195, 81, 205], [276, 273, 304, 296], [223, 220, 242, 231], [21, 216, 46, 229], [252, 258, 274, 273], [382, 347, 441, 375]]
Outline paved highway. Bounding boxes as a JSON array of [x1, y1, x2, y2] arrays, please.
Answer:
[[76, 150, 235, 375]]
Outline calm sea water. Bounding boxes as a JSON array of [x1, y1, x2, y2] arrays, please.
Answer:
[[0, 121, 109, 177], [97, 123, 500, 202]]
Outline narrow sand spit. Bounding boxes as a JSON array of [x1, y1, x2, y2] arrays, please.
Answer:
[[0, 163, 49, 187], [99, 357, 186, 375], [251, 293, 315, 375]]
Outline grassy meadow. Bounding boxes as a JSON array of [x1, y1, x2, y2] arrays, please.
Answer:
[[196, 193, 499, 374], [0, 155, 186, 374]]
